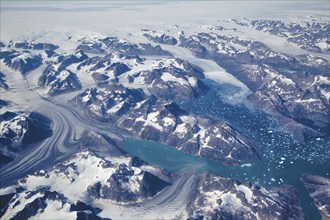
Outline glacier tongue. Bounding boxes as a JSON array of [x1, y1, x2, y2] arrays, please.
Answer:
[[160, 44, 251, 102]]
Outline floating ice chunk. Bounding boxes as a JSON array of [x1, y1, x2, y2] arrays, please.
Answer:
[[240, 163, 252, 167]]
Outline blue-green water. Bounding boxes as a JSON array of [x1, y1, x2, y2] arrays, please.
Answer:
[[123, 82, 330, 219], [124, 138, 328, 184], [124, 139, 329, 219]]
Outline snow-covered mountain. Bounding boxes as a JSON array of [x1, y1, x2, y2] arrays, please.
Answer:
[[0, 147, 308, 220], [0, 111, 52, 163], [0, 1, 329, 219], [0, 71, 9, 90], [246, 19, 329, 53], [189, 173, 303, 220], [72, 85, 258, 166], [143, 30, 178, 45], [1, 48, 42, 75], [173, 30, 329, 143], [0, 149, 170, 220]]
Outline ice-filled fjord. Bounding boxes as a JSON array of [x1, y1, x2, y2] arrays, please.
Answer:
[[0, 1, 329, 220]]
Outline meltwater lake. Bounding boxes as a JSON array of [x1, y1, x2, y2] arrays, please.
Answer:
[[123, 82, 330, 220]]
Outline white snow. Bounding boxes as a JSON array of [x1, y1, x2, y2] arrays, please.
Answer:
[[20, 151, 116, 203], [161, 44, 251, 99], [320, 90, 330, 100], [161, 72, 188, 86], [315, 41, 329, 51], [231, 20, 329, 61], [179, 115, 197, 125], [277, 75, 295, 86], [57, 70, 70, 82], [162, 117, 175, 127], [117, 58, 195, 91], [12, 52, 34, 64], [0, 114, 28, 138], [309, 75, 330, 100], [140, 165, 161, 176], [0, 151, 171, 219], [188, 77, 198, 87], [105, 156, 131, 166], [221, 192, 244, 208], [0, 186, 17, 196], [237, 185, 253, 203], [0, 1, 329, 219], [81, 93, 91, 103], [134, 100, 147, 110], [1, 192, 44, 220], [107, 101, 125, 114], [136, 112, 163, 131], [295, 98, 319, 103], [32, 199, 76, 220], [72, 67, 97, 89], [263, 66, 279, 79], [128, 171, 144, 193], [175, 123, 188, 136], [203, 190, 224, 211]]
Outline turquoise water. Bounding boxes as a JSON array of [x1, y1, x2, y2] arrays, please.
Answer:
[[123, 82, 330, 219], [123, 139, 329, 219]]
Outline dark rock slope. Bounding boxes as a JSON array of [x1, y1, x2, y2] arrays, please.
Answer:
[[71, 85, 258, 166], [178, 31, 329, 143], [0, 111, 52, 162], [301, 174, 330, 219], [188, 173, 304, 220]]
